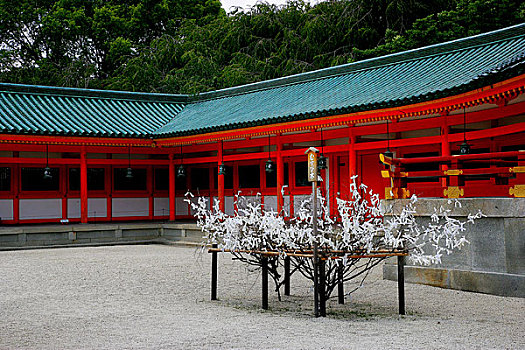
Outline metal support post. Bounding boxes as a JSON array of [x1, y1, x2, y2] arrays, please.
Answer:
[[312, 181, 319, 317], [398, 255, 406, 315], [338, 263, 344, 304], [319, 258, 326, 317], [284, 256, 290, 296], [262, 256, 269, 310], [211, 243, 218, 301]]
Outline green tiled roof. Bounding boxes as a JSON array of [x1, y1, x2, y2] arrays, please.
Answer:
[[0, 84, 187, 137], [155, 23, 525, 137], [1, 24, 524, 139]]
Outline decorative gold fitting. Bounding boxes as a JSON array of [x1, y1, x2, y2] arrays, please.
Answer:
[[401, 188, 411, 198], [509, 166, 525, 173], [509, 185, 525, 197], [443, 186, 464, 198], [379, 153, 392, 165], [444, 169, 463, 176], [381, 170, 391, 178], [385, 187, 394, 199]]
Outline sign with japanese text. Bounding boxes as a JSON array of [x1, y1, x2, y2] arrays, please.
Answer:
[[305, 147, 319, 182]]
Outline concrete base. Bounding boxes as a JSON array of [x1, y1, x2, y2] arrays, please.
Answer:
[[384, 264, 525, 298], [0, 221, 204, 250], [383, 197, 525, 298]]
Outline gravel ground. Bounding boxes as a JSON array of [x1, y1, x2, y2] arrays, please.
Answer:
[[0, 244, 523, 350]]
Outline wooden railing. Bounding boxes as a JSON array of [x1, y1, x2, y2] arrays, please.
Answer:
[[379, 150, 525, 199]]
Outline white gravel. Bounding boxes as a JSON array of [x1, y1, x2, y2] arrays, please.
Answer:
[[0, 244, 523, 350]]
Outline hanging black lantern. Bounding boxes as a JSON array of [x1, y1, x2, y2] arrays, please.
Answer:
[[381, 119, 395, 168], [218, 162, 226, 175], [177, 144, 186, 178], [43, 166, 52, 180], [177, 164, 186, 178], [265, 158, 275, 173], [125, 167, 134, 179], [43, 144, 53, 180], [265, 135, 275, 173], [459, 107, 470, 154], [460, 141, 471, 155], [318, 128, 328, 170], [317, 154, 327, 170], [383, 149, 394, 159], [125, 145, 133, 179]]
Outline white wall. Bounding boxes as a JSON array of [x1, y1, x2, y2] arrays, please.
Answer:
[[175, 196, 188, 216], [0, 199, 13, 220], [88, 198, 107, 218], [19, 198, 61, 220], [112, 198, 149, 217], [154, 197, 169, 217], [68, 198, 108, 219]]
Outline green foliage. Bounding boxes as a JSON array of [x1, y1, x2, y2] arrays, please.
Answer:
[[353, 0, 525, 59], [0, 0, 223, 87], [1, 0, 523, 93]]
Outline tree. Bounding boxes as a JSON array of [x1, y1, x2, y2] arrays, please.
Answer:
[[111, 0, 457, 93], [0, 0, 223, 88], [188, 176, 484, 304], [2, 0, 523, 92], [353, 0, 525, 60]]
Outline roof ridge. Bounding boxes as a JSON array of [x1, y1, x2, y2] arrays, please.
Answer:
[[0, 83, 189, 104], [189, 23, 525, 103]]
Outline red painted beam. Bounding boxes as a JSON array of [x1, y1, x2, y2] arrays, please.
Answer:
[[169, 154, 176, 221], [0, 157, 81, 165], [395, 150, 523, 165]]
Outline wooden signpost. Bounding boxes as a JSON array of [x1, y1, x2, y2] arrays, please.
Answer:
[[305, 147, 325, 317]]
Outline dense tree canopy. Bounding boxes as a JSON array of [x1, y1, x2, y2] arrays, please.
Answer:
[[1, 0, 523, 93], [0, 0, 223, 87]]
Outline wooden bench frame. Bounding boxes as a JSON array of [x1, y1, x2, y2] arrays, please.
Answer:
[[208, 247, 408, 316]]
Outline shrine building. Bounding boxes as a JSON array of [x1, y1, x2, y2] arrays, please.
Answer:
[[1, 22, 524, 296], [0, 24, 523, 225]]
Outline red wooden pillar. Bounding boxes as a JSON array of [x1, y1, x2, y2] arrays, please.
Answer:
[[441, 113, 450, 188], [169, 153, 176, 221], [276, 135, 284, 214], [328, 153, 336, 218], [80, 148, 88, 224], [61, 165, 68, 221], [348, 126, 357, 197], [106, 154, 112, 221], [218, 141, 225, 213], [148, 165, 154, 220], [13, 155, 19, 224]]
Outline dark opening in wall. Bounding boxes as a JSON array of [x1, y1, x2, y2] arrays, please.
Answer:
[[191, 167, 210, 191], [114, 168, 147, 191], [501, 144, 525, 152], [295, 162, 309, 187], [69, 168, 105, 191], [0, 167, 10, 191], [154, 168, 169, 191], [239, 164, 260, 188], [266, 163, 289, 188], [21, 167, 60, 191]]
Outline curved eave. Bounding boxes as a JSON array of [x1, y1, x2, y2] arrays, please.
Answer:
[[154, 63, 525, 140], [0, 128, 151, 139]]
